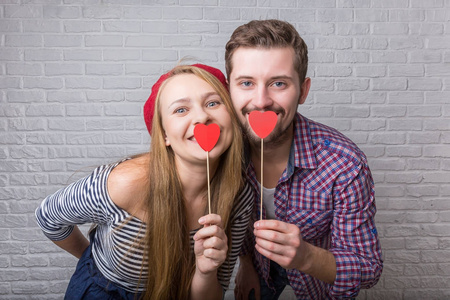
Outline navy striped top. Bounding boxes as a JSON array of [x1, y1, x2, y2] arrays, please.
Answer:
[[35, 160, 253, 293]]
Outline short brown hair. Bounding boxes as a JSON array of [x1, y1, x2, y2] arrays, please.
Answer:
[[225, 19, 308, 84]]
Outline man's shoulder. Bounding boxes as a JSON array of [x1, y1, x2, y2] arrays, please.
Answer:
[[298, 114, 367, 165]]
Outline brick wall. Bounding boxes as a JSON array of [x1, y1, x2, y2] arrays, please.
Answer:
[[1, 1, 449, 299]]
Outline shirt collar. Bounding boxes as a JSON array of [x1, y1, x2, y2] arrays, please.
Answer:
[[290, 113, 317, 171]]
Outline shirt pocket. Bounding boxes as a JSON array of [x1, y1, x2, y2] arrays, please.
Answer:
[[286, 208, 333, 241]]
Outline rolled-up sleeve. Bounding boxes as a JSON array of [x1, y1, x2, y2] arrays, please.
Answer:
[[328, 162, 383, 298], [35, 165, 112, 241]]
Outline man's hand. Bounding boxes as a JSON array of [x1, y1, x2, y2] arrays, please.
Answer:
[[253, 219, 336, 284], [253, 220, 307, 270], [234, 255, 261, 300]]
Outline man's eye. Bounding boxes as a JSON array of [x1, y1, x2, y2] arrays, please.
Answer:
[[241, 81, 252, 87], [273, 81, 286, 88]]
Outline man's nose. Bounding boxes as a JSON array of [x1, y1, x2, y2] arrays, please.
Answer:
[[253, 86, 273, 109]]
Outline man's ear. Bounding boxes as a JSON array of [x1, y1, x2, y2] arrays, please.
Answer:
[[298, 77, 311, 105]]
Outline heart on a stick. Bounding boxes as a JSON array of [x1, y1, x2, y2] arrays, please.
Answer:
[[194, 123, 220, 152], [248, 111, 277, 139]]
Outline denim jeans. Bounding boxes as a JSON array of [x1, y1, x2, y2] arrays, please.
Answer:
[[249, 260, 289, 300], [65, 231, 142, 300]]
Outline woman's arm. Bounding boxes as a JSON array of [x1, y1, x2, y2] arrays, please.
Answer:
[[52, 225, 90, 259], [190, 269, 223, 300], [190, 214, 228, 300], [35, 162, 125, 253]]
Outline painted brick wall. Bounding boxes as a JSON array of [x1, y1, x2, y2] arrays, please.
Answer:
[[1, 1, 449, 299]]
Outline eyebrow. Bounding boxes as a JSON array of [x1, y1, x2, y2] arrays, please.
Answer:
[[167, 91, 220, 109], [167, 98, 190, 110], [233, 75, 294, 81]]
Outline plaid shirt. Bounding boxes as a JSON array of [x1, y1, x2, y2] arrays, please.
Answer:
[[243, 113, 383, 299]]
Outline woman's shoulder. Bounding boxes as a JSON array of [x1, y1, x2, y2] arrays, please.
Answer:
[[107, 154, 150, 215]]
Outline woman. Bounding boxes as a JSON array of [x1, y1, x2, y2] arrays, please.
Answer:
[[35, 64, 253, 299]]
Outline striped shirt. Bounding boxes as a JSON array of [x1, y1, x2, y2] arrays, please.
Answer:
[[36, 160, 253, 293], [243, 114, 383, 299]]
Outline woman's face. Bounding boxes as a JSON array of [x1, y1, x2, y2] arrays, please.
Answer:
[[159, 73, 233, 165]]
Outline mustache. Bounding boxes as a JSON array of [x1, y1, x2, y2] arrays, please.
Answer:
[[242, 107, 285, 115]]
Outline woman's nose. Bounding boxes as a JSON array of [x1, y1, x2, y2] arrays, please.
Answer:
[[193, 107, 210, 125]]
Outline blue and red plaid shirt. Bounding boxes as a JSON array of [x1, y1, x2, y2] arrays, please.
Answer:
[[243, 113, 383, 299]]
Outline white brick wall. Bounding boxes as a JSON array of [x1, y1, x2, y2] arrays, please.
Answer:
[[1, 1, 449, 299]]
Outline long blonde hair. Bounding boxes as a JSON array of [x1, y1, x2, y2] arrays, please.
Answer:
[[142, 65, 244, 299]]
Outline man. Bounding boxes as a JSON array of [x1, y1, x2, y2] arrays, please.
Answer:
[[225, 19, 383, 299]]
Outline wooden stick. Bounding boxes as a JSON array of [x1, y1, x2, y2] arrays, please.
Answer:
[[260, 138, 263, 221], [207, 151, 211, 215]]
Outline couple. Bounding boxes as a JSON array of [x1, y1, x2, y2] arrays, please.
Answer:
[[35, 19, 383, 300]]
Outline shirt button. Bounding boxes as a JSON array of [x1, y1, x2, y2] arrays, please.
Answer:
[[307, 218, 313, 224], [372, 228, 377, 235], [324, 139, 331, 146]]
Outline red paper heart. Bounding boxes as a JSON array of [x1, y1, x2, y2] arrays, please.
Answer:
[[194, 123, 220, 152], [248, 111, 277, 139]]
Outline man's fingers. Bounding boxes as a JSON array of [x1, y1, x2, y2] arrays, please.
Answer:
[[253, 228, 286, 245], [254, 236, 283, 255], [254, 243, 286, 267], [254, 219, 289, 232], [254, 221, 301, 246]]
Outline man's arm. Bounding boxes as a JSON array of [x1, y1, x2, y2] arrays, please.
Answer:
[[252, 163, 382, 297], [327, 163, 383, 295]]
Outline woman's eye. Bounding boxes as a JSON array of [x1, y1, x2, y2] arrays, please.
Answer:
[[174, 107, 187, 114], [207, 100, 221, 108]]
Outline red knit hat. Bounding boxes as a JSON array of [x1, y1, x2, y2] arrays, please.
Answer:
[[143, 64, 228, 135]]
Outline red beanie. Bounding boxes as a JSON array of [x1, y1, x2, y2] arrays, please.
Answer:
[[143, 64, 228, 135]]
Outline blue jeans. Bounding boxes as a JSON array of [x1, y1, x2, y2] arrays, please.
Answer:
[[65, 241, 142, 299], [249, 260, 289, 300]]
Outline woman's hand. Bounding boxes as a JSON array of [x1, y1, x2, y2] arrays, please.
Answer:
[[190, 214, 227, 300], [193, 214, 228, 275]]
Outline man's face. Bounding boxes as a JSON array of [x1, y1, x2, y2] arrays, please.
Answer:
[[228, 47, 304, 145]]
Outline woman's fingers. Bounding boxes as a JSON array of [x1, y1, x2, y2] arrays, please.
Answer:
[[194, 225, 226, 242], [198, 213, 223, 227]]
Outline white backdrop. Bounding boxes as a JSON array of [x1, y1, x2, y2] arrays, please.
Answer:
[[1, 1, 449, 299]]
